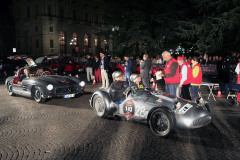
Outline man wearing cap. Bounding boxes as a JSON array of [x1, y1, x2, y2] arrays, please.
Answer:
[[177, 56, 192, 100], [160, 51, 180, 96], [109, 71, 129, 104]]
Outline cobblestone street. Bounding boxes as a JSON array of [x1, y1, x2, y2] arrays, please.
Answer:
[[0, 81, 240, 160]]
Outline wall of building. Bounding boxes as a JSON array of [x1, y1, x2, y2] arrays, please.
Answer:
[[12, 0, 110, 57]]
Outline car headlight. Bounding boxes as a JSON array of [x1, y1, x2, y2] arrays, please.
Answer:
[[79, 81, 85, 87], [46, 84, 53, 90]]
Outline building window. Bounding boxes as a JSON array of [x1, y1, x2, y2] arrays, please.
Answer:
[[50, 40, 54, 48], [94, 38, 98, 47], [59, 32, 65, 55], [49, 27, 53, 32], [84, 34, 88, 46], [60, 7, 64, 18], [27, 6, 30, 18], [70, 33, 77, 46], [35, 26, 38, 32], [36, 39, 39, 48], [48, 5, 51, 16]]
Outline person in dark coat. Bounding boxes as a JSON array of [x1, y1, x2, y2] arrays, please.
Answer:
[[85, 54, 93, 82], [109, 71, 129, 104], [140, 54, 152, 88]]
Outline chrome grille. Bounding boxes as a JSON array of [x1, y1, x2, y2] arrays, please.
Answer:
[[56, 86, 78, 94], [192, 116, 211, 128]]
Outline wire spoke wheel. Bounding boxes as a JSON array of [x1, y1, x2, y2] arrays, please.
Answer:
[[7, 83, 15, 96], [33, 87, 46, 103], [93, 95, 107, 118], [149, 108, 173, 137]]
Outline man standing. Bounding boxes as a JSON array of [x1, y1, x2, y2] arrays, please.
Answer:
[[160, 51, 179, 96], [177, 56, 192, 100], [123, 55, 132, 85], [100, 52, 109, 88], [93, 55, 101, 83], [191, 56, 202, 101], [140, 54, 152, 88], [85, 54, 93, 83]]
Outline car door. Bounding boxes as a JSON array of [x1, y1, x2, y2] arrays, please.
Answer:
[[118, 91, 150, 120]]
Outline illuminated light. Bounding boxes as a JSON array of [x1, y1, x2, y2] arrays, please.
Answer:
[[46, 84, 53, 90], [79, 81, 85, 87]]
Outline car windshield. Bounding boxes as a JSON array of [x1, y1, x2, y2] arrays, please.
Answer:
[[28, 67, 54, 77]]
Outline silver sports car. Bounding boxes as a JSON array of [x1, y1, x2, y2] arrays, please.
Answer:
[[90, 88, 213, 137], [5, 58, 85, 103]]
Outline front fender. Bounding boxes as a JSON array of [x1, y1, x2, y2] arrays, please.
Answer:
[[147, 106, 176, 126], [90, 90, 112, 108], [90, 90, 117, 115]]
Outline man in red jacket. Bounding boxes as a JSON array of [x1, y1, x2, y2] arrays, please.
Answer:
[[160, 51, 180, 96], [177, 56, 192, 100]]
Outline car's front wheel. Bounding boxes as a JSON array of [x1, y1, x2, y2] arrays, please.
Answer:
[[149, 108, 174, 137], [7, 83, 15, 96], [93, 95, 108, 118], [33, 87, 46, 103]]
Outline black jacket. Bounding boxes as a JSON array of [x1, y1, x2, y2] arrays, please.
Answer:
[[110, 81, 129, 102], [93, 59, 100, 70], [86, 58, 93, 67]]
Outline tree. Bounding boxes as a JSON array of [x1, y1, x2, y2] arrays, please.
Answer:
[[176, 0, 240, 55], [100, 0, 192, 57]]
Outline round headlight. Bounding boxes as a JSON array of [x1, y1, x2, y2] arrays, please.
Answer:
[[79, 81, 85, 87], [46, 84, 53, 90]]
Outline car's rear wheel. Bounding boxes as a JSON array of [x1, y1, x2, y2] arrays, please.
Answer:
[[149, 108, 173, 137], [33, 87, 46, 103], [7, 83, 15, 96], [93, 95, 108, 118]]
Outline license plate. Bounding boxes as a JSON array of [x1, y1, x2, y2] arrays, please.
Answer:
[[64, 94, 75, 98]]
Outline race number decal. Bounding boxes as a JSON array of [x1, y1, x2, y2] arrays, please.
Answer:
[[123, 100, 135, 117]]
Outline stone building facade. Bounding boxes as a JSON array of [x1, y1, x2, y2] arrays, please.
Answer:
[[12, 0, 111, 57]]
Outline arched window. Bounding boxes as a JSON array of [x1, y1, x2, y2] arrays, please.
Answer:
[[59, 32, 65, 55], [84, 34, 88, 46]]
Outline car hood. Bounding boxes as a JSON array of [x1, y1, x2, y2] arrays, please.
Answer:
[[32, 75, 79, 85]]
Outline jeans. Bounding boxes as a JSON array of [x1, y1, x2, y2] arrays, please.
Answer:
[[124, 72, 131, 85], [181, 84, 191, 100], [165, 84, 178, 96], [191, 85, 200, 100]]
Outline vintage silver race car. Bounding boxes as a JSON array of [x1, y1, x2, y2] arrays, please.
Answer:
[[5, 58, 85, 103], [90, 88, 213, 137]]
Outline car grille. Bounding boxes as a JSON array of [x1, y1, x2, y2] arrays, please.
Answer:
[[192, 116, 211, 128], [56, 86, 78, 94]]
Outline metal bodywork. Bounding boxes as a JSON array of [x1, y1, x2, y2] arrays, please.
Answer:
[[5, 59, 85, 102], [90, 89, 212, 130]]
